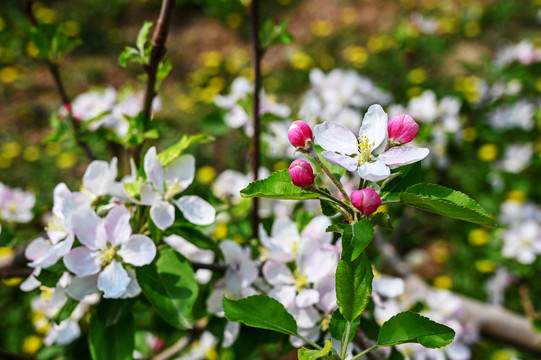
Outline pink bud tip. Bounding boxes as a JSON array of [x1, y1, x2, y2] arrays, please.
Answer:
[[351, 188, 382, 215], [387, 114, 419, 145], [288, 120, 313, 148], [288, 159, 314, 188]]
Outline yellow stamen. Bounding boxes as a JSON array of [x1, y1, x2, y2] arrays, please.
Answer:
[[98, 246, 117, 266], [357, 135, 375, 164], [39, 286, 54, 300], [293, 269, 310, 292], [164, 179, 184, 201]]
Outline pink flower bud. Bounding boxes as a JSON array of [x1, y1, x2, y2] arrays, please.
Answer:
[[289, 159, 314, 188], [288, 120, 313, 148], [387, 114, 419, 145], [351, 188, 382, 215]]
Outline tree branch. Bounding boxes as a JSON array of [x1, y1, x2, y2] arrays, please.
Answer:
[[250, 0, 262, 241], [374, 228, 541, 354], [152, 326, 204, 360], [18, 0, 97, 161]]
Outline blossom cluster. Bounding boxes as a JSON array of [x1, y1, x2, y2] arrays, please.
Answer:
[[20, 145, 215, 345], [60, 87, 161, 138], [0, 181, 35, 224]]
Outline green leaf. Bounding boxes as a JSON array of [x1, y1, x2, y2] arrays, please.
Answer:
[[118, 46, 142, 67], [240, 170, 320, 200], [341, 220, 374, 261], [123, 179, 143, 200], [223, 295, 298, 337], [156, 134, 215, 167], [298, 339, 333, 360], [336, 253, 373, 322], [97, 299, 135, 327], [30, 27, 50, 59], [137, 21, 153, 55], [136, 249, 198, 330], [370, 212, 393, 230], [52, 297, 78, 324], [156, 58, 172, 90], [329, 310, 360, 342], [399, 183, 496, 226], [326, 224, 346, 234], [89, 312, 134, 360], [377, 311, 455, 348]]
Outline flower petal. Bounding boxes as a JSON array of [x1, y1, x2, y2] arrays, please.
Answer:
[[164, 155, 195, 192], [118, 234, 156, 266], [262, 260, 294, 286], [72, 208, 106, 250], [64, 247, 101, 277], [378, 146, 430, 168], [140, 184, 159, 206], [359, 104, 388, 153], [314, 122, 358, 155], [67, 274, 99, 300], [104, 205, 132, 246], [357, 160, 391, 182], [83, 160, 112, 196], [97, 260, 131, 298], [296, 289, 320, 308], [144, 146, 165, 193], [150, 200, 175, 230], [321, 151, 358, 172], [121, 269, 142, 298], [25, 237, 51, 262], [268, 286, 296, 308], [173, 195, 215, 225]]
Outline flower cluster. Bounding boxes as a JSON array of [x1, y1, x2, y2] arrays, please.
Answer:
[[60, 87, 161, 138], [0, 181, 35, 224]]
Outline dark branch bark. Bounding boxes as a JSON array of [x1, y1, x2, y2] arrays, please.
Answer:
[[152, 326, 204, 360], [0, 268, 33, 279], [250, 0, 262, 241], [18, 0, 96, 161]]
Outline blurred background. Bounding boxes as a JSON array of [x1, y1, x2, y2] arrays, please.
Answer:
[[2, 0, 541, 358]]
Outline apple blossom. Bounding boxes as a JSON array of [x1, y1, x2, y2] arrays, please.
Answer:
[[288, 120, 313, 148], [289, 159, 314, 188], [315, 104, 429, 182], [387, 114, 419, 145], [141, 146, 215, 230], [351, 188, 382, 215], [63, 205, 156, 298], [0, 182, 35, 223]]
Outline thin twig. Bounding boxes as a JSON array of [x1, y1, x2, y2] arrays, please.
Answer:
[[249, 0, 262, 241], [152, 326, 204, 360], [191, 261, 227, 273], [18, 0, 96, 161], [0, 268, 33, 279]]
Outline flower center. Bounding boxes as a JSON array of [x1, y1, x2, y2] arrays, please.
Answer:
[[320, 313, 332, 332], [39, 286, 54, 300], [45, 215, 65, 233], [357, 135, 375, 164], [293, 269, 310, 292], [164, 179, 183, 201], [7, 202, 18, 214], [98, 245, 117, 266]]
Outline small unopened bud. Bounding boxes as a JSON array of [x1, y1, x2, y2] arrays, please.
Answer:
[[351, 188, 382, 215], [288, 120, 313, 148], [387, 114, 419, 145], [289, 159, 314, 188]]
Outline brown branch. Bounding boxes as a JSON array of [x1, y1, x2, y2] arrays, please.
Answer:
[[191, 261, 227, 273], [18, 0, 96, 161], [152, 326, 204, 360], [250, 0, 262, 241], [374, 228, 541, 354], [0, 349, 33, 360], [0, 268, 33, 279], [142, 0, 175, 124]]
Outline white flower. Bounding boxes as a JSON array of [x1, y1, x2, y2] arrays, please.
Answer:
[[0, 182, 35, 223], [502, 220, 541, 264], [496, 143, 533, 173], [164, 234, 215, 283], [63, 205, 156, 298], [71, 87, 117, 126], [315, 104, 429, 181], [141, 146, 215, 230]]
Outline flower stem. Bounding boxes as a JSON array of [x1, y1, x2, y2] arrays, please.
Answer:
[[351, 345, 378, 360], [307, 147, 351, 204], [306, 185, 356, 219], [340, 320, 352, 359]]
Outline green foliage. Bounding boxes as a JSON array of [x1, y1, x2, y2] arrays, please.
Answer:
[[400, 183, 497, 226], [298, 339, 333, 360], [136, 249, 198, 330], [340, 220, 374, 261], [223, 294, 299, 337], [53, 297, 79, 325], [329, 310, 360, 343], [240, 170, 320, 200], [260, 18, 293, 49], [157, 134, 215, 167], [119, 21, 153, 67], [377, 311, 455, 348], [335, 252, 373, 322], [370, 212, 393, 230], [89, 311, 134, 360]]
